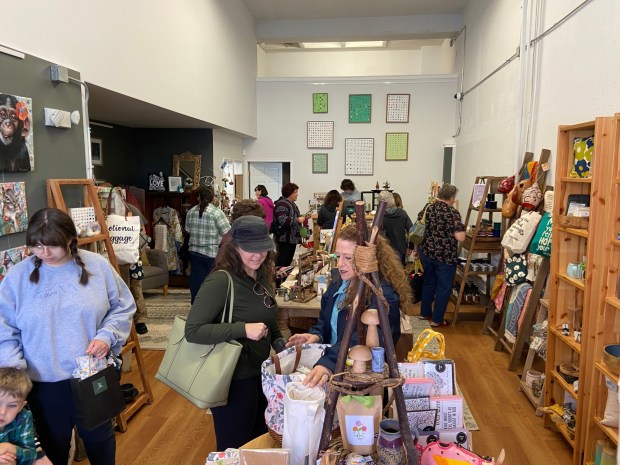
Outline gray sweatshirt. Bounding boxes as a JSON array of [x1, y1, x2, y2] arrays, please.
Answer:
[[0, 250, 136, 382]]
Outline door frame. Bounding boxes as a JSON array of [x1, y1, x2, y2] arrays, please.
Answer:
[[246, 160, 292, 199]]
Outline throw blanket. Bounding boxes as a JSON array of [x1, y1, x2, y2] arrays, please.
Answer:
[[504, 282, 532, 343]]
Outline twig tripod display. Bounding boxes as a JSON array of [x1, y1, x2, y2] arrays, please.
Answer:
[[318, 200, 419, 465]]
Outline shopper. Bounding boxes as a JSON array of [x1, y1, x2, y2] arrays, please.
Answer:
[[0, 208, 136, 465], [378, 190, 414, 265], [393, 192, 404, 208], [317, 189, 342, 229], [272, 183, 305, 267], [254, 185, 274, 227], [0, 367, 37, 464], [185, 185, 231, 303], [185, 216, 285, 450], [417, 184, 465, 327], [340, 179, 361, 202], [286, 223, 411, 387], [215, 199, 268, 263]]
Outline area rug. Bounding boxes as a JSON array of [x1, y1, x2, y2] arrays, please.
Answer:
[[407, 316, 480, 431], [138, 288, 191, 350]]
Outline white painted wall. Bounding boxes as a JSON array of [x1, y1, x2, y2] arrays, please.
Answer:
[[260, 42, 455, 77], [213, 129, 245, 198], [244, 76, 457, 217], [453, 0, 620, 213], [3, 0, 258, 137]]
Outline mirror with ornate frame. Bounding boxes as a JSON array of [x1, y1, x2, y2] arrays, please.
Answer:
[[172, 151, 202, 190]]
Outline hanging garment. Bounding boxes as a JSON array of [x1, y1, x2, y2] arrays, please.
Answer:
[[504, 282, 533, 344], [153, 206, 183, 273]]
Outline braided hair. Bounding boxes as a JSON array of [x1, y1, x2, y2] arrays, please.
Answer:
[[26, 208, 90, 285], [197, 185, 215, 218]]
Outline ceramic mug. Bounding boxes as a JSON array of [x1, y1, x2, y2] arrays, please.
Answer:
[[566, 262, 582, 279]]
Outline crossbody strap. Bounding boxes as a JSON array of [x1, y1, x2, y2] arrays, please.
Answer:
[[218, 270, 235, 324], [421, 202, 431, 224]]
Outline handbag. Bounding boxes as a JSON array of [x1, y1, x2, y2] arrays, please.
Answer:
[[501, 211, 542, 255], [497, 175, 515, 194], [504, 253, 528, 286], [409, 257, 424, 306], [409, 203, 431, 245], [105, 187, 141, 265], [421, 441, 504, 465], [70, 363, 125, 431], [155, 271, 242, 409], [406, 329, 445, 362]]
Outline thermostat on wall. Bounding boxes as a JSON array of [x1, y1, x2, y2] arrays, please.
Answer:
[[44, 108, 71, 128]]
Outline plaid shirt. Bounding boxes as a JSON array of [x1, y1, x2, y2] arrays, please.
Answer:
[[185, 203, 231, 258], [0, 409, 37, 464]]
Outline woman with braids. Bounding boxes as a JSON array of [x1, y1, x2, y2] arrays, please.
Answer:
[[0, 208, 136, 465], [286, 223, 411, 388], [185, 185, 231, 303]]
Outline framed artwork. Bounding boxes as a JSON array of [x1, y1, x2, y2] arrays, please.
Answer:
[[168, 176, 182, 192], [313, 93, 328, 113], [307, 121, 334, 149], [91, 138, 103, 166], [0, 182, 29, 236], [386, 94, 410, 123], [345, 138, 374, 175], [385, 132, 409, 161], [0, 92, 34, 172], [312, 153, 328, 174], [349, 94, 371, 123], [0, 245, 31, 282]]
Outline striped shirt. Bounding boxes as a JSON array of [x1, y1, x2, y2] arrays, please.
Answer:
[[185, 204, 231, 258]]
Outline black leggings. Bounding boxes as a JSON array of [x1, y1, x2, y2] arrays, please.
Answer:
[[28, 380, 116, 465], [276, 242, 297, 267], [210, 375, 267, 450]]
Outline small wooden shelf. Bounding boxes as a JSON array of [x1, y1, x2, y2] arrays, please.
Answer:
[[558, 226, 589, 239], [519, 381, 541, 407], [77, 234, 108, 246], [549, 326, 582, 353], [560, 177, 593, 184], [449, 294, 490, 308], [611, 239, 620, 247], [594, 417, 619, 445], [457, 265, 498, 276], [551, 369, 578, 399], [604, 296, 620, 310], [595, 361, 620, 385], [557, 272, 586, 291], [554, 421, 576, 448], [468, 206, 503, 213]]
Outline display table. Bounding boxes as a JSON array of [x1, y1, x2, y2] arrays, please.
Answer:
[[276, 295, 321, 340]]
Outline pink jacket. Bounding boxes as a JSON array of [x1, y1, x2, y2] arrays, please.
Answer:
[[257, 196, 275, 227]]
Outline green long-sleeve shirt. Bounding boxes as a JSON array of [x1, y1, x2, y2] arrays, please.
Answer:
[[185, 270, 282, 380], [0, 409, 37, 465]]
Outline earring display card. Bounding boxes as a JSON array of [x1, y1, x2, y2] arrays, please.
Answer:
[[307, 121, 334, 149], [385, 132, 409, 161], [345, 138, 374, 175], [349, 94, 372, 123], [386, 94, 410, 123], [313, 93, 328, 113], [312, 153, 328, 174]]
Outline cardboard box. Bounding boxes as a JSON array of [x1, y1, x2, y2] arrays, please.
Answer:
[[238, 449, 290, 465]]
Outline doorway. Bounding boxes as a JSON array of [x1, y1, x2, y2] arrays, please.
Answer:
[[248, 162, 290, 200]]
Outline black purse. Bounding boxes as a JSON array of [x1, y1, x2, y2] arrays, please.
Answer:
[[70, 364, 125, 431]]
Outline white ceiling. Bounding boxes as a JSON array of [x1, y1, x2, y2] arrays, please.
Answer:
[[89, 0, 468, 128]]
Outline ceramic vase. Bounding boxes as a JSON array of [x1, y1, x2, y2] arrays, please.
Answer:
[[376, 419, 404, 465]]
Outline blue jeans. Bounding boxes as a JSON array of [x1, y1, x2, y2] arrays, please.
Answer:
[[419, 251, 457, 325], [189, 251, 215, 304]]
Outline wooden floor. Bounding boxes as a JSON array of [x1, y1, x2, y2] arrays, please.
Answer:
[[73, 320, 572, 465]]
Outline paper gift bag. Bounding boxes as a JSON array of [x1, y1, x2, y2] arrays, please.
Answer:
[[70, 364, 125, 431], [430, 395, 464, 430], [336, 395, 382, 456]]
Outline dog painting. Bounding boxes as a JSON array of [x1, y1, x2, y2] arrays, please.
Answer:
[[0, 182, 29, 236], [0, 245, 30, 282]]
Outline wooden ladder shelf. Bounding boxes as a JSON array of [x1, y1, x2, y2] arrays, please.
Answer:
[[46, 179, 153, 432]]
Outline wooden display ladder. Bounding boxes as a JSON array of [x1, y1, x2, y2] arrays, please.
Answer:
[[46, 179, 153, 432], [318, 201, 419, 465], [452, 175, 508, 325]]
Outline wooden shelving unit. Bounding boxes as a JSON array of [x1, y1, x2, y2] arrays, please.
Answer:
[[543, 117, 616, 465], [451, 175, 507, 325], [583, 112, 620, 463]]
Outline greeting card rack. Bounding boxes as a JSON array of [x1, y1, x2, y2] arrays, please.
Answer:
[[46, 178, 153, 432]]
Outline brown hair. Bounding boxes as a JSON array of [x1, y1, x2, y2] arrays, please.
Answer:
[[197, 185, 215, 218], [393, 193, 403, 208], [232, 199, 265, 221], [281, 183, 299, 198], [26, 208, 89, 285], [338, 223, 412, 313], [324, 190, 343, 208], [214, 239, 276, 292], [0, 367, 32, 400], [340, 179, 356, 191]]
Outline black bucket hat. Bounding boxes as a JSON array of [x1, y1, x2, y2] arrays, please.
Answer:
[[231, 216, 275, 253]]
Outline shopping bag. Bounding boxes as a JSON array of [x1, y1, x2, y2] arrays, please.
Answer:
[[156, 271, 242, 409], [106, 214, 141, 265], [70, 364, 125, 431], [261, 343, 330, 435], [409, 203, 431, 245], [282, 382, 325, 465], [407, 329, 446, 363], [501, 211, 542, 255]]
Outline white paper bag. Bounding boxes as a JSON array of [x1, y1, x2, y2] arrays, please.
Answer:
[[106, 214, 140, 265], [282, 382, 325, 465]]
